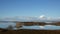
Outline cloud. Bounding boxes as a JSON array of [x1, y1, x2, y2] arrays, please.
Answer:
[[39, 15, 45, 19], [0, 16, 60, 22], [58, 17, 60, 19], [0, 16, 34, 21], [47, 17, 52, 20], [39, 15, 46, 20], [25, 17, 33, 20]]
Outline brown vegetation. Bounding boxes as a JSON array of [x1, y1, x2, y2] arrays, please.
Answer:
[[16, 22, 23, 28], [16, 22, 60, 26], [24, 22, 34, 26], [55, 22, 60, 26], [0, 28, 60, 34]]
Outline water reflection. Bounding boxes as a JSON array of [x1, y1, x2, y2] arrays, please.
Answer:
[[22, 25, 60, 30], [0, 22, 16, 28], [0, 22, 60, 30]]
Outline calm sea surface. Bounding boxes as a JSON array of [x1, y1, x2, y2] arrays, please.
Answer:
[[0, 22, 60, 30]]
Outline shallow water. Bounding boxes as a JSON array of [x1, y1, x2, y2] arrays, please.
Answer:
[[0, 22, 60, 30], [22, 25, 60, 30], [0, 22, 16, 28]]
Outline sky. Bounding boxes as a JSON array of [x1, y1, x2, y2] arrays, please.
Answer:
[[0, 0, 60, 21]]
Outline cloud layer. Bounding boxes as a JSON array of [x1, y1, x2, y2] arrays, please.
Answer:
[[0, 15, 60, 22]]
